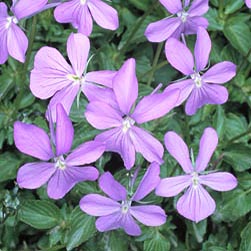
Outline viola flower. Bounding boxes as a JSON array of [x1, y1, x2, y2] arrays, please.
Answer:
[[0, 0, 48, 64], [54, 0, 119, 36], [145, 0, 208, 43], [30, 32, 116, 121], [246, 0, 251, 8], [164, 27, 236, 115], [85, 58, 180, 169], [14, 103, 105, 199], [156, 127, 237, 222], [80, 162, 166, 236]]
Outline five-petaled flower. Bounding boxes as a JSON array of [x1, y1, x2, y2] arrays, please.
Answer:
[[80, 162, 166, 236], [156, 127, 237, 222], [14, 103, 105, 199]]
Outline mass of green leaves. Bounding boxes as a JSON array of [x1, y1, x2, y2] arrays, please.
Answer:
[[0, 0, 251, 250]]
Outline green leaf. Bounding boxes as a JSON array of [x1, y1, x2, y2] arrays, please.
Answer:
[[18, 200, 61, 229], [104, 232, 129, 251], [240, 222, 251, 251], [66, 207, 96, 251], [205, 8, 224, 31], [143, 233, 170, 251], [224, 0, 244, 14]]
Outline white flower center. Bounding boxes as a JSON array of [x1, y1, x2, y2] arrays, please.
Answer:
[[121, 200, 131, 214], [191, 172, 199, 188], [55, 156, 66, 170], [67, 74, 84, 86], [122, 116, 135, 133], [5, 16, 18, 29], [191, 72, 202, 88], [177, 11, 188, 23], [80, 0, 86, 5]]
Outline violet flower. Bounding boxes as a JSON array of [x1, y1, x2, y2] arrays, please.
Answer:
[[0, 0, 48, 64], [54, 0, 119, 36], [30, 32, 116, 121], [156, 127, 237, 222], [80, 162, 166, 236], [246, 0, 251, 8], [85, 58, 180, 170], [14, 103, 105, 199], [145, 0, 208, 43], [164, 27, 236, 115]]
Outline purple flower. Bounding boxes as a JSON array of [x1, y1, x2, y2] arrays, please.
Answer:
[[85, 58, 180, 170], [164, 27, 236, 115], [156, 127, 237, 222], [54, 0, 119, 36], [145, 0, 208, 43], [0, 0, 48, 64], [246, 0, 251, 8], [80, 162, 166, 236], [14, 103, 105, 199], [30, 32, 116, 121]]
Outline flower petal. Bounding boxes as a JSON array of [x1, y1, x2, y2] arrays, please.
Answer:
[[159, 0, 182, 14], [0, 23, 8, 64], [203, 62, 236, 84], [54, 0, 79, 23], [55, 103, 74, 156], [246, 0, 251, 8], [76, 4, 93, 36], [177, 184, 216, 222], [87, 0, 119, 31], [66, 140, 105, 166], [129, 126, 164, 165], [194, 27, 211, 72], [67, 33, 89, 76], [30, 46, 73, 99], [113, 58, 138, 115], [14, 121, 53, 161], [184, 16, 208, 35], [165, 38, 194, 75], [200, 172, 238, 191], [164, 131, 193, 173], [120, 213, 141, 236], [130, 205, 166, 226], [85, 70, 117, 88], [7, 23, 28, 63], [95, 212, 121, 232], [133, 162, 160, 201], [188, 0, 209, 16], [80, 194, 120, 216], [0, 3, 8, 17], [98, 172, 127, 201], [156, 175, 191, 197], [120, 133, 135, 170], [17, 162, 56, 189], [195, 127, 218, 172], [85, 101, 123, 129], [145, 17, 181, 42], [132, 89, 179, 124]]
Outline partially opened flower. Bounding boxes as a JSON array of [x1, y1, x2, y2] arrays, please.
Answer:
[[156, 127, 237, 222], [164, 27, 236, 115], [0, 0, 48, 64], [14, 103, 105, 199], [80, 162, 166, 236], [54, 0, 119, 36], [85, 58, 180, 169], [145, 0, 208, 43], [30, 32, 116, 121]]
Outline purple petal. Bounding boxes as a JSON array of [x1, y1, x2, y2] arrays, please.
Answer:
[[113, 58, 138, 115], [7, 23, 28, 63], [184, 16, 208, 35], [194, 27, 211, 72], [133, 162, 160, 201], [76, 4, 93, 36], [85, 101, 123, 129], [246, 0, 251, 8], [130, 205, 166, 226], [80, 194, 120, 216], [120, 213, 141, 236], [131, 89, 179, 124], [12, 0, 47, 20], [177, 184, 216, 222], [129, 126, 164, 165], [85, 70, 117, 88], [98, 172, 127, 201], [200, 172, 237, 191], [0, 23, 8, 64], [66, 140, 105, 166], [55, 103, 74, 156], [0, 3, 8, 17], [87, 0, 119, 31], [164, 131, 193, 173], [17, 162, 55, 189], [203, 62, 236, 84], [30, 46, 73, 99], [165, 38, 194, 75], [95, 212, 121, 232], [67, 33, 89, 76], [195, 127, 218, 172], [145, 17, 181, 42], [156, 175, 191, 197], [188, 0, 209, 16], [14, 121, 53, 161], [159, 0, 182, 14], [164, 79, 194, 107]]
